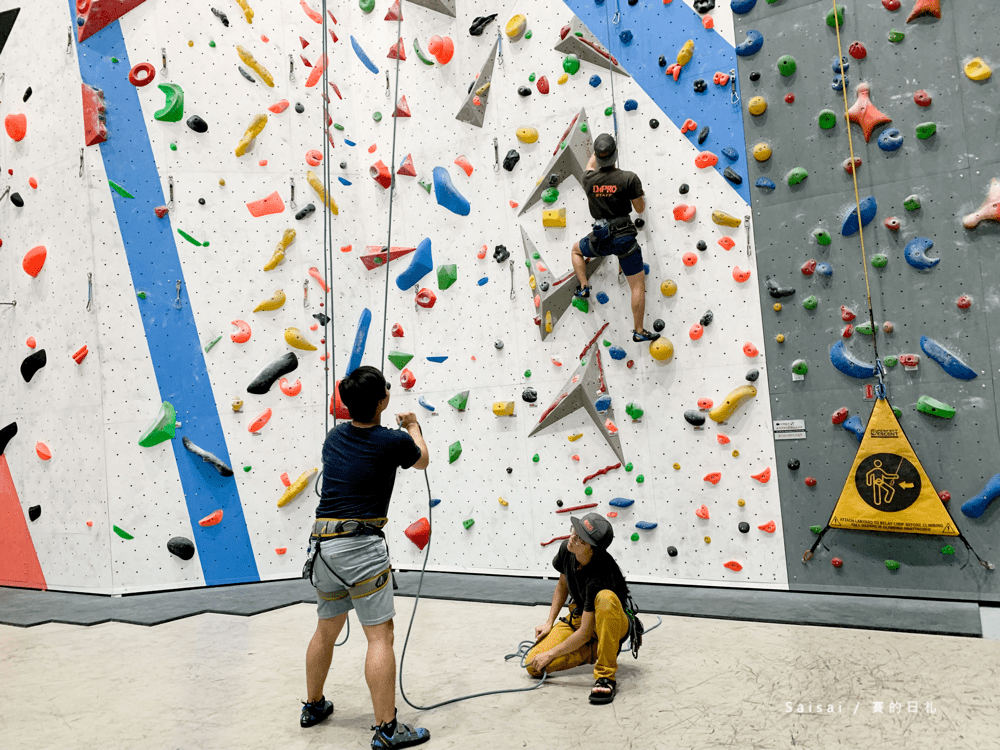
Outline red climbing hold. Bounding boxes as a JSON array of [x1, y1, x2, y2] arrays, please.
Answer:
[[128, 62, 156, 87], [306, 53, 327, 87], [842, 324, 853, 338], [758, 520, 776, 533], [454, 155, 473, 176], [805, 476, 817, 487], [899, 354, 919, 367], [884, 217, 900, 230], [718, 237, 735, 251], [330, 380, 351, 419], [199, 509, 224, 527], [697, 398, 714, 410], [906, 0, 941, 23], [405, 518, 430, 550], [269, 100, 291, 114], [694, 151, 718, 169], [400, 368, 416, 390], [22, 246, 46, 277], [723, 560, 743, 572], [882, 0, 901, 9], [751, 467, 771, 483], [35, 442, 52, 461], [840, 306, 856, 321], [784, 93, 795, 104], [742, 342, 759, 357], [370, 160, 392, 189], [154, 206, 169, 218], [681, 118, 697, 134], [249, 409, 273, 433], [673, 204, 696, 221], [537, 76, 549, 94], [246, 191, 285, 217], [393, 95, 411, 117], [848, 82, 892, 143], [385, 0, 402, 21], [82, 84, 108, 146], [732, 266, 751, 283], [416, 288, 437, 308], [800, 259, 816, 276], [77, 0, 150, 43], [831, 407, 849, 424], [957, 294, 972, 310], [300, 36, 310, 49], [387, 38, 406, 61], [306, 150, 323, 166], [843, 157, 862, 174], [5, 113, 26, 142], [938, 490, 951, 503], [397, 153, 416, 176], [26, 337, 36, 348], [848, 41, 867, 60], [72, 345, 89, 364], [713, 72, 730, 86], [913, 89, 932, 107], [689, 324, 704, 340], [831, 557, 843, 568], [704, 472, 722, 485], [695, 505, 710, 519], [716, 434, 731, 445], [682, 252, 698, 266], [391, 323, 404, 337]]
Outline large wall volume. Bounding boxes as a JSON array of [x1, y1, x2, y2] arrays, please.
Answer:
[[1, 0, 792, 594], [733, 0, 1000, 602]]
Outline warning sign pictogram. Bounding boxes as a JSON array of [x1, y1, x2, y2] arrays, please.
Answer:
[[829, 398, 958, 535]]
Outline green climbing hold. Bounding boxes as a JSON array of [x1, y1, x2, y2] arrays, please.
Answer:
[[855, 321, 875, 335], [177, 229, 203, 246], [243, 466, 252, 472], [524, 369, 532, 378], [904, 194, 921, 211], [137, 291, 147, 299], [524, 30, 532, 40], [892, 407, 902, 417], [802, 295, 818, 310], [154, 83, 185, 122], [942, 545, 955, 555], [419, 179, 432, 194], [884, 355, 898, 367], [777, 55, 797, 76], [437, 263, 458, 290], [572, 297, 589, 313], [624, 462, 633, 472], [825, 4, 845, 28], [787, 167, 808, 186], [111, 57, 118, 63], [413, 38, 435, 66], [885, 559, 900, 570], [602, 340, 611, 347], [888, 29, 904, 43], [463, 518, 475, 529], [139, 401, 177, 447], [170, 143, 177, 151], [916, 395, 955, 419], [563, 54, 580, 75], [532, 251, 541, 260], [209, 40, 216, 48], [449, 441, 463, 463], [204, 334, 223, 353], [792, 360, 809, 375], [359, 0, 375, 13], [532, 453, 540, 462], [528, 73, 536, 82], [870, 254, 888, 268], [631, 532, 640, 542], [916, 122, 937, 140], [580, 123, 588, 133], [585, 486, 593, 496], [373, 111, 382, 122], [541, 187, 559, 204], [447, 391, 469, 411], [636, 475, 644, 484], [810, 525, 822, 534], [387, 351, 414, 370], [818, 110, 837, 130], [625, 402, 644, 420], [108, 179, 135, 199], [815, 230, 832, 245], [333, 123, 345, 131], [113, 525, 134, 540], [604, 106, 614, 117]]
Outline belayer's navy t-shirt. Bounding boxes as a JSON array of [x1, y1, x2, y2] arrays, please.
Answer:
[[316, 423, 421, 519]]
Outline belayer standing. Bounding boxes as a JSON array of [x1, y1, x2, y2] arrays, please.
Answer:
[[571, 133, 660, 343], [300, 365, 433, 750]]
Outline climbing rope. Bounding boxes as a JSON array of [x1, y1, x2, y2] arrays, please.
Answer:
[[602, 0, 620, 157], [830, 1, 880, 364], [321, 0, 336, 434]]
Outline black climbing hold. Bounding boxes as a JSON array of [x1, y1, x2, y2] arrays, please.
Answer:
[[238, 66, 256, 83], [494, 340, 504, 350], [628, 0, 639, 5], [186, 115, 208, 133], [539, 281, 549, 292], [469, 14, 497, 36], [518, 86, 531, 97], [506, 466, 513, 474], [693, 79, 707, 93], [546, 173, 561, 187], [340, 162, 347, 169], [749, 71, 760, 82], [684, 409, 706, 426], [696, 240, 707, 251], [295, 103, 305, 113], [20, 349, 46, 383], [653, 319, 665, 332], [295, 203, 316, 220], [658, 55, 667, 67], [493, 244, 509, 263], [22, 86, 31, 102], [11, 192, 23, 207], [0, 421, 17, 456], [198, 198, 206, 205], [247, 352, 299, 394], [634, 218, 645, 229], [522, 387, 538, 403], [649, 118, 659, 129], [765, 276, 796, 299], [724, 167, 743, 185], [313, 312, 331, 326], [700, 310, 714, 326], [787, 458, 800, 471], [679, 183, 689, 194], [182, 436, 234, 477], [667, 546, 678, 557], [697, 126, 709, 144], [556, 500, 564, 507], [28, 505, 41, 522], [168, 536, 196, 560], [738, 522, 750, 533], [211, 7, 230, 26], [503, 149, 520, 171], [745, 368, 759, 382], [693, 0, 715, 13]]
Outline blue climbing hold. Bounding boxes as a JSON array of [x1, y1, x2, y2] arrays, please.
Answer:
[[338, 177, 352, 186], [610, 498, 634, 509], [841, 195, 877, 236], [430, 498, 442, 508], [346, 308, 372, 377], [432, 166, 471, 216], [830, 340, 876, 379], [477, 277, 488, 286], [904, 237, 940, 270], [609, 346, 626, 360], [350, 36, 379, 74], [755, 177, 776, 190], [961, 473, 1000, 519], [635, 521, 658, 530], [344, 139, 356, 147], [832, 56, 849, 74], [426, 355, 448, 363], [589, 75, 602, 87], [619, 29, 633, 45], [816, 262, 833, 277], [736, 30, 763, 57], [624, 99, 638, 111], [730, 0, 757, 14], [595, 394, 612, 412], [419, 396, 436, 411], [722, 147, 739, 162], [920, 336, 977, 381], [878, 128, 904, 152], [831, 75, 847, 92], [395, 237, 433, 290], [842, 415, 864, 443], [596, 291, 609, 304]]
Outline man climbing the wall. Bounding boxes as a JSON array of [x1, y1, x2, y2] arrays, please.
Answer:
[[300, 365, 432, 750], [525, 513, 638, 705], [571, 133, 660, 343]]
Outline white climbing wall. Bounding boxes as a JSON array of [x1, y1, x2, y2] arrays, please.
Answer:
[[1, 0, 788, 594]]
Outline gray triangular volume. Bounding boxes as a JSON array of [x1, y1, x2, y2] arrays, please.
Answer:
[[455, 38, 498, 128], [528, 346, 625, 464], [0, 8, 20, 61], [406, 0, 456, 17], [521, 225, 607, 342], [554, 16, 630, 77], [519, 108, 593, 216]]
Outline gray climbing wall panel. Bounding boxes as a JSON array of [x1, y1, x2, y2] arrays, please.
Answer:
[[733, 0, 1000, 602]]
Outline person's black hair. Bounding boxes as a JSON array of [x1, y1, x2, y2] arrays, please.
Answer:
[[339, 366, 388, 422]]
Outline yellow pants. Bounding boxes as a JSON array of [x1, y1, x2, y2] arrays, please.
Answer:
[[525, 590, 630, 682]]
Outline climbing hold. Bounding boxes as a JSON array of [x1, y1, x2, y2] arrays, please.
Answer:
[[34, 441, 52, 461], [826, 4, 845, 26], [964, 57, 992, 82], [4, 112, 26, 142], [248, 408, 273, 433], [235, 113, 268, 157], [962, 179, 1000, 229], [236, 45, 274, 86], [777, 55, 797, 76], [543, 208, 567, 227], [787, 168, 808, 186], [731, 0, 757, 12], [765, 277, 796, 299], [682, 252, 698, 267], [712, 211, 742, 228], [913, 89, 932, 107], [915, 395, 956, 419], [449, 441, 463, 464], [695, 152, 719, 169], [743, 342, 759, 357], [747, 96, 767, 116], [751, 467, 771, 483], [842, 415, 865, 443], [915, 122, 937, 140], [829, 340, 875, 379], [448, 391, 469, 412], [877, 128, 904, 151], [903, 194, 921, 211], [801, 260, 817, 276], [81, 84, 109, 145], [248, 352, 298, 394], [902, 237, 939, 270], [650, 338, 674, 362], [695, 505, 710, 519], [182, 436, 234, 477], [920, 336, 976, 380], [673, 204, 696, 222], [758, 520, 776, 533], [415, 288, 437, 308], [253, 289, 286, 312], [818, 110, 838, 130], [816, 262, 833, 277], [753, 143, 772, 162], [756, 178, 776, 191], [843, 157, 862, 174], [284, 327, 317, 352], [709, 386, 757, 423], [138, 401, 177, 447], [395, 238, 433, 290], [704, 472, 722, 485], [735, 30, 763, 57], [960, 473, 1000, 518], [660, 280, 678, 297], [848, 83, 892, 142], [22, 246, 47, 277], [842, 196, 877, 236], [432, 167, 470, 216]]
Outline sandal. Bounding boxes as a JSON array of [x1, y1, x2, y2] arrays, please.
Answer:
[[574, 285, 592, 299], [589, 677, 617, 705], [632, 329, 661, 343]]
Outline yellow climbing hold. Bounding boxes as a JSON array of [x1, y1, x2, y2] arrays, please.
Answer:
[[542, 208, 566, 227], [492, 401, 515, 416], [307, 170, 339, 215], [277, 468, 318, 508], [557, 73, 569, 85], [265, 228, 296, 271], [237, 45, 273, 87], [773, 303, 783, 312], [236, 113, 268, 157], [738, 499, 745, 507], [709, 385, 757, 423], [234, 0, 254, 23], [649, 337, 674, 362], [498, 496, 509, 506], [528, 274, 536, 290], [673, 462, 681, 470], [475, 82, 492, 97], [284, 327, 317, 351], [753, 142, 772, 162], [677, 39, 694, 67], [516, 127, 539, 144], [568, 433, 583, 442], [232, 398, 243, 412], [732, 450, 740, 458], [964, 57, 992, 81], [775, 333, 785, 343], [505, 14, 527, 40], [712, 210, 742, 227], [748, 96, 767, 116], [704, 536, 711, 544], [545, 310, 553, 332], [660, 279, 677, 297], [254, 289, 286, 312], [219, 179, 226, 186]]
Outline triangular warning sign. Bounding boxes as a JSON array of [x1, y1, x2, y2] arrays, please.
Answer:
[[829, 398, 957, 536]]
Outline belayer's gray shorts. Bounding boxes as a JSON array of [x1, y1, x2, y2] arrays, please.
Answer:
[[314, 535, 394, 626]]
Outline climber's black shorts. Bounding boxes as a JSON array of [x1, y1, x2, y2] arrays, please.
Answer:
[[579, 232, 644, 277]]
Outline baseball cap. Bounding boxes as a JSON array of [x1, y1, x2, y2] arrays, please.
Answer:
[[593, 133, 618, 168], [570, 513, 614, 551]]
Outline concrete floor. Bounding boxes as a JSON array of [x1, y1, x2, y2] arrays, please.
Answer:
[[1, 597, 998, 750]]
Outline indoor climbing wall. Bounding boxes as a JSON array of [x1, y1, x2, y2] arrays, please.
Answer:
[[1, 0, 790, 595], [732, 0, 1000, 601]]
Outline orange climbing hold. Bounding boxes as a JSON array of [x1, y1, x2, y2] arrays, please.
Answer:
[[28, 177, 37, 189], [723, 560, 743, 572], [689, 324, 704, 340], [716, 434, 731, 445], [732, 266, 751, 283], [695, 504, 710, 519], [704, 472, 721, 485], [199, 509, 224, 527], [718, 237, 735, 251], [694, 152, 718, 169], [306, 53, 327, 87], [673, 204, 696, 221], [697, 398, 713, 410], [269, 100, 290, 113], [758, 520, 776, 533], [309, 266, 330, 292], [742, 342, 759, 357], [246, 191, 285, 217], [22, 246, 47, 277], [681, 118, 697, 133], [847, 82, 892, 143], [682, 252, 698, 266], [35, 442, 52, 461], [26, 337, 36, 348], [279, 377, 302, 396], [306, 149, 322, 166], [371, 160, 392, 189], [751, 467, 771, 483], [72, 345, 89, 364], [454, 155, 473, 176], [249, 408, 273, 433], [5, 113, 27, 141]]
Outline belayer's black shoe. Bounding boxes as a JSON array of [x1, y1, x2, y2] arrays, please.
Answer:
[[632, 329, 661, 343], [371, 713, 431, 749], [574, 285, 592, 299], [300, 697, 333, 728]]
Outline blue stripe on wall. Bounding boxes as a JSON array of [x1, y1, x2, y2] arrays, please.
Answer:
[[564, 0, 751, 204], [70, 5, 260, 586]]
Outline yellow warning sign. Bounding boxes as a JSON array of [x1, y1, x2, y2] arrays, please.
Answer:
[[829, 398, 958, 536]]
